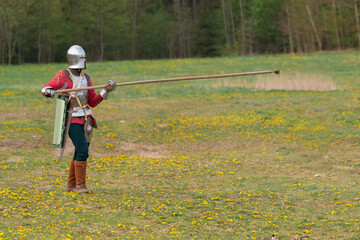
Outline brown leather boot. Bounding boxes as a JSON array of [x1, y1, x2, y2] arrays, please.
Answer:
[[74, 161, 90, 193], [66, 159, 76, 192]]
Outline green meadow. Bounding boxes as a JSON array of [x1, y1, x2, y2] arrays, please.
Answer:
[[0, 51, 360, 239]]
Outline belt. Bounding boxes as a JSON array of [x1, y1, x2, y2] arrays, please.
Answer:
[[75, 116, 86, 121]]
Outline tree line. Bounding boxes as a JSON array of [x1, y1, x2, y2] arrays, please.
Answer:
[[1, 0, 360, 64]]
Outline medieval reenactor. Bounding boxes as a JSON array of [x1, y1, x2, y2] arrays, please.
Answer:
[[41, 45, 279, 193], [41, 45, 116, 193]]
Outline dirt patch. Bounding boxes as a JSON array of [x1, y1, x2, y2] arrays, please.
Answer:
[[254, 73, 336, 91], [5, 156, 23, 162], [0, 111, 27, 121], [212, 73, 336, 91], [89, 140, 169, 159], [0, 137, 45, 152], [55, 137, 169, 159], [0, 139, 27, 151], [118, 141, 168, 158]]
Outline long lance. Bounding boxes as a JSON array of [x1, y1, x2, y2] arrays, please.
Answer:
[[55, 69, 280, 94]]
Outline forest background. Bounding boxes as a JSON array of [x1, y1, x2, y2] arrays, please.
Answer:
[[1, 0, 360, 65]]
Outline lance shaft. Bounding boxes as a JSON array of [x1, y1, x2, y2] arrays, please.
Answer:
[[55, 69, 280, 94]]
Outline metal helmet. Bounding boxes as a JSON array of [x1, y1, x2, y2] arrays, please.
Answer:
[[67, 45, 86, 69]]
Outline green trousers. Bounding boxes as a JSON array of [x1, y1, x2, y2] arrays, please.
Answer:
[[69, 123, 89, 161]]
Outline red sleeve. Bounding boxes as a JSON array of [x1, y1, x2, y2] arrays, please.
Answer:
[[42, 71, 72, 90], [87, 75, 104, 108]]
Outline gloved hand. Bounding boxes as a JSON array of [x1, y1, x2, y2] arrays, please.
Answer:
[[41, 87, 55, 98], [104, 80, 116, 92], [100, 80, 116, 100]]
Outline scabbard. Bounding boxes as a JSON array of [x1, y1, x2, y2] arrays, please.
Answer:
[[59, 112, 71, 161]]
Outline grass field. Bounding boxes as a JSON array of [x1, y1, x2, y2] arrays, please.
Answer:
[[0, 51, 360, 239]]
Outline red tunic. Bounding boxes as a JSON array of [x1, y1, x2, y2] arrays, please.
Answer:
[[43, 70, 104, 125]]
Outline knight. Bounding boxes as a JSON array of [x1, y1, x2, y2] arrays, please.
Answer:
[[41, 45, 116, 193]]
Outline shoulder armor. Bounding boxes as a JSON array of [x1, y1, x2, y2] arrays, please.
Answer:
[[83, 73, 90, 84], [62, 69, 72, 82]]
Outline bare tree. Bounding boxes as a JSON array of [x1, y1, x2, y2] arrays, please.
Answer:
[[337, 1, 345, 44], [332, 0, 341, 50], [239, 0, 247, 55], [286, 0, 294, 53], [354, 0, 360, 47], [0, 17, 2, 64], [174, 0, 186, 57], [221, 0, 230, 46], [221, 0, 237, 53], [100, 9, 105, 61], [305, 0, 322, 50], [37, 19, 42, 64], [228, 0, 237, 54], [132, 0, 138, 60], [192, 0, 198, 22], [0, 0, 30, 64]]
